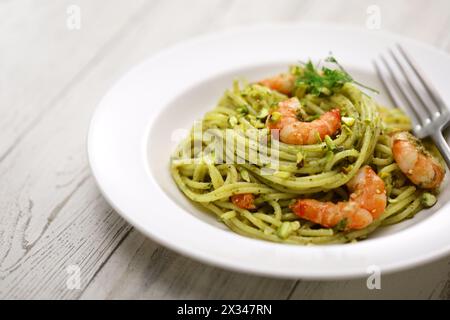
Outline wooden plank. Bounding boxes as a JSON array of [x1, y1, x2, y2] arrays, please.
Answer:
[[80, 230, 296, 299], [0, 178, 132, 299], [0, 0, 154, 298], [0, 0, 296, 300], [81, 0, 450, 300], [290, 256, 450, 299], [2, 0, 450, 299], [0, 0, 148, 160]]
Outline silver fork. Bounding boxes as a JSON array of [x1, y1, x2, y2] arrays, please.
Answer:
[[374, 44, 450, 168]]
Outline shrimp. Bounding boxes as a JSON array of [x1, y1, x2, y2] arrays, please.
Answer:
[[391, 131, 445, 189], [267, 97, 341, 145], [231, 193, 256, 210], [290, 166, 387, 230], [259, 73, 295, 95]]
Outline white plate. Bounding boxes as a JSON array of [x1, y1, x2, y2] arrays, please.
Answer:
[[88, 24, 450, 279]]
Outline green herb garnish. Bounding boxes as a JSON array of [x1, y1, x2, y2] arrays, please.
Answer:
[[294, 56, 379, 96]]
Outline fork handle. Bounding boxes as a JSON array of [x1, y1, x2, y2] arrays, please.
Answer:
[[432, 130, 450, 169]]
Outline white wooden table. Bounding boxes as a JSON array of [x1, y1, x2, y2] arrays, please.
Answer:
[[1, 0, 450, 300]]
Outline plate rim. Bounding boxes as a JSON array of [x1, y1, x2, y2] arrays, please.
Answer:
[[88, 23, 450, 279]]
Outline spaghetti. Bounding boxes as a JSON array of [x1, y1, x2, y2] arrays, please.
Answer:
[[170, 60, 442, 244]]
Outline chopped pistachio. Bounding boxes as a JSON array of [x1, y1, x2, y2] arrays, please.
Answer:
[[277, 222, 292, 239], [228, 116, 238, 127], [240, 169, 251, 182], [270, 111, 282, 122], [342, 116, 355, 126], [257, 107, 269, 119], [324, 135, 336, 151], [319, 87, 332, 96], [253, 120, 266, 129], [290, 221, 301, 231], [422, 192, 437, 207]]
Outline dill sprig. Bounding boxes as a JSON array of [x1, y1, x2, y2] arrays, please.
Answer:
[[295, 56, 379, 96]]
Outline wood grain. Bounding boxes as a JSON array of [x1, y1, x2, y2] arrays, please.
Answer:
[[0, 178, 132, 299], [1, 0, 450, 299], [0, 0, 149, 299], [290, 256, 450, 299], [0, 0, 149, 161], [80, 229, 296, 300]]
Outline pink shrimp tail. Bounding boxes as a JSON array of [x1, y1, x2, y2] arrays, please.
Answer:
[[291, 199, 373, 230], [290, 166, 386, 231]]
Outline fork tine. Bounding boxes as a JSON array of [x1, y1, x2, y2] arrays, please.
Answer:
[[389, 47, 434, 120], [397, 44, 447, 116], [373, 59, 412, 116], [378, 54, 424, 129]]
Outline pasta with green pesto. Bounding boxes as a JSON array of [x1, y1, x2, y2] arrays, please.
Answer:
[[170, 58, 443, 245]]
